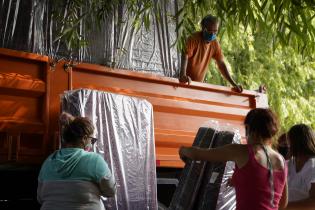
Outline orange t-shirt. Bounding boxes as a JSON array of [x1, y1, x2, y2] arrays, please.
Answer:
[[185, 32, 223, 82]]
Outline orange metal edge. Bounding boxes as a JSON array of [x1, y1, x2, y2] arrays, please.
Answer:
[[43, 62, 50, 155], [73, 63, 260, 97], [0, 48, 48, 62], [0, 48, 262, 99], [156, 160, 184, 168]]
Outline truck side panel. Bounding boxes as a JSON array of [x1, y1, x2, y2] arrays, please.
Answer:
[[0, 48, 268, 167]]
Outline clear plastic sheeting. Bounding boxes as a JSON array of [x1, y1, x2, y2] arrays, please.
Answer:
[[0, 0, 180, 77], [61, 88, 157, 210], [212, 131, 240, 210], [0, 0, 50, 55], [202, 122, 241, 210]]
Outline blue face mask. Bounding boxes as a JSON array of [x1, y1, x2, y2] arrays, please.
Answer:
[[203, 30, 216, 42]]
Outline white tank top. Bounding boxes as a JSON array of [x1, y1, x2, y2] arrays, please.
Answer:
[[288, 158, 315, 202]]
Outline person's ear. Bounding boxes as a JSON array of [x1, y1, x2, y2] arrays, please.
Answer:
[[82, 136, 88, 145]]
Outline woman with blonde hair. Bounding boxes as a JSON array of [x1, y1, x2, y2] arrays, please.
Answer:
[[37, 112, 116, 210]]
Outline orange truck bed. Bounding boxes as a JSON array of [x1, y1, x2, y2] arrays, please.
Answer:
[[0, 48, 268, 168]]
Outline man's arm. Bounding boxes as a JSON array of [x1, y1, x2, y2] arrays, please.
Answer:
[[216, 59, 243, 92], [179, 54, 191, 83], [283, 183, 315, 210]]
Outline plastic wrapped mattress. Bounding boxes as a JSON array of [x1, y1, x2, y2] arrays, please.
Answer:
[[196, 131, 239, 210], [168, 127, 218, 210], [169, 127, 240, 210]]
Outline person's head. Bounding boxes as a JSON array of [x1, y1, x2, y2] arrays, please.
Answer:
[[60, 112, 96, 151], [201, 15, 219, 43], [288, 124, 315, 158], [277, 133, 290, 159], [244, 108, 279, 144]]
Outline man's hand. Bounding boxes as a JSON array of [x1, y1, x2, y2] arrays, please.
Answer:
[[232, 85, 243, 93], [179, 75, 192, 84], [258, 84, 267, 93]]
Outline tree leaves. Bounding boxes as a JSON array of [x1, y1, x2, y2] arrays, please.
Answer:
[[211, 28, 315, 130], [175, 0, 315, 56], [51, 0, 315, 56]]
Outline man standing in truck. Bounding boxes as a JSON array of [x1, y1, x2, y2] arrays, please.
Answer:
[[179, 15, 243, 93]]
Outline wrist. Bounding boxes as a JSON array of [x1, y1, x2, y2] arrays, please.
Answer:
[[183, 147, 192, 157], [231, 82, 237, 87]]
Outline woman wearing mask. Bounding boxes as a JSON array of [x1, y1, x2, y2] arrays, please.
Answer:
[[179, 108, 288, 210], [285, 124, 315, 210], [37, 112, 116, 210]]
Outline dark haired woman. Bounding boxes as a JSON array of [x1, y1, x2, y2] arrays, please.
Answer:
[[285, 124, 315, 209], [37, 112, 116, 210], [277, 133, 291, 160], [179, 108, 288, 210]]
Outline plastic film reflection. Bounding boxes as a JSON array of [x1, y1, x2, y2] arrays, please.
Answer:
[[61, 88, 157, 210]]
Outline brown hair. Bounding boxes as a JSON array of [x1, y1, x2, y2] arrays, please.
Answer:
[[277, 133, 288, 146], [60, 112, 94, 144], [288, 124, 315, 157], [244, 108, 279, 140]]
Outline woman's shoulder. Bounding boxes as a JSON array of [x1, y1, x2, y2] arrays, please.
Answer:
[[263, 147, 286, 170], [250, 145, 286, 171], [273, 151, 286, 171], [305, 157, 315, 173], [82, 151, 105, 161], [76, 151, 105, 166]]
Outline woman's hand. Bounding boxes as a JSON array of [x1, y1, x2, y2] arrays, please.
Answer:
[[179, 146, 190, 162]]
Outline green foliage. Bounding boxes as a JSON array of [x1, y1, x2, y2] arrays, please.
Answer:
[[176, 0, 315, 56], [175, 0, 315, 131], [52, 0, 152, 51], [53, 1, 315, 55], [206, 27, 315, 131]]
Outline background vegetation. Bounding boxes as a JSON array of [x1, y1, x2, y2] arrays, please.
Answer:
[[176, 0, 315, 132], [53, 0, 315, 131], [207, 28, 315, 132]]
